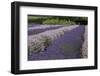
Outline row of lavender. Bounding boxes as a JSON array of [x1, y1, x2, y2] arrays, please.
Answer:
[[28, 25, 86, 60], [28, 25, 79, 54], [81, 26, 88, 58], [28, 25, 64, 35]]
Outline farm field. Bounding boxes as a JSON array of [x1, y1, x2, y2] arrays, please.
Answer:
[[28, 15, 88, 61]]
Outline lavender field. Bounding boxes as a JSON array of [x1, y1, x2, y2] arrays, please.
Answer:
[[27, 15, 88, 61], [28, 24, 87, 61]]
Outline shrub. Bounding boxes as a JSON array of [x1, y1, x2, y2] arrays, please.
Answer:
[[40, 36, 52, 48], [43, 18, 76, 25], [28, 15, 88, 25], [29, 36, 52, 54], [43, 18, 59, 25], [29, 41, 43, 54]]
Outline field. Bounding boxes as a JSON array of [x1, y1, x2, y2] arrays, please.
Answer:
[[28, 15, 88, 61]]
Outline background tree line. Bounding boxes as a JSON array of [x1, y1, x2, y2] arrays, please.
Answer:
[[28, 15, 88, 26]]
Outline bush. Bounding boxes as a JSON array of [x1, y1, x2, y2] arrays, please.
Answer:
[[29, 36, 52, 54], [43, 18, 59, 25], [43, 18, 76, 25], [41, 36, 52, 48], [29, 41, 43, 54], [28, 16, 88, 25]]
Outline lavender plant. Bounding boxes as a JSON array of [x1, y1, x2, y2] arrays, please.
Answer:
[[28, 25, 79, 54]]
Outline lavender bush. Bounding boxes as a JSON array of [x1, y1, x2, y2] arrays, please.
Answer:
[[28, 25, 79, 54], [81, 26, 88, 58]]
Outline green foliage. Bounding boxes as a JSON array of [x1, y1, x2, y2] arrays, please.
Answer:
[[28, 16, 43, 24], [28, 15, 88, 25], [43, 18, 76, 25], [43, 18, 59, 25]]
